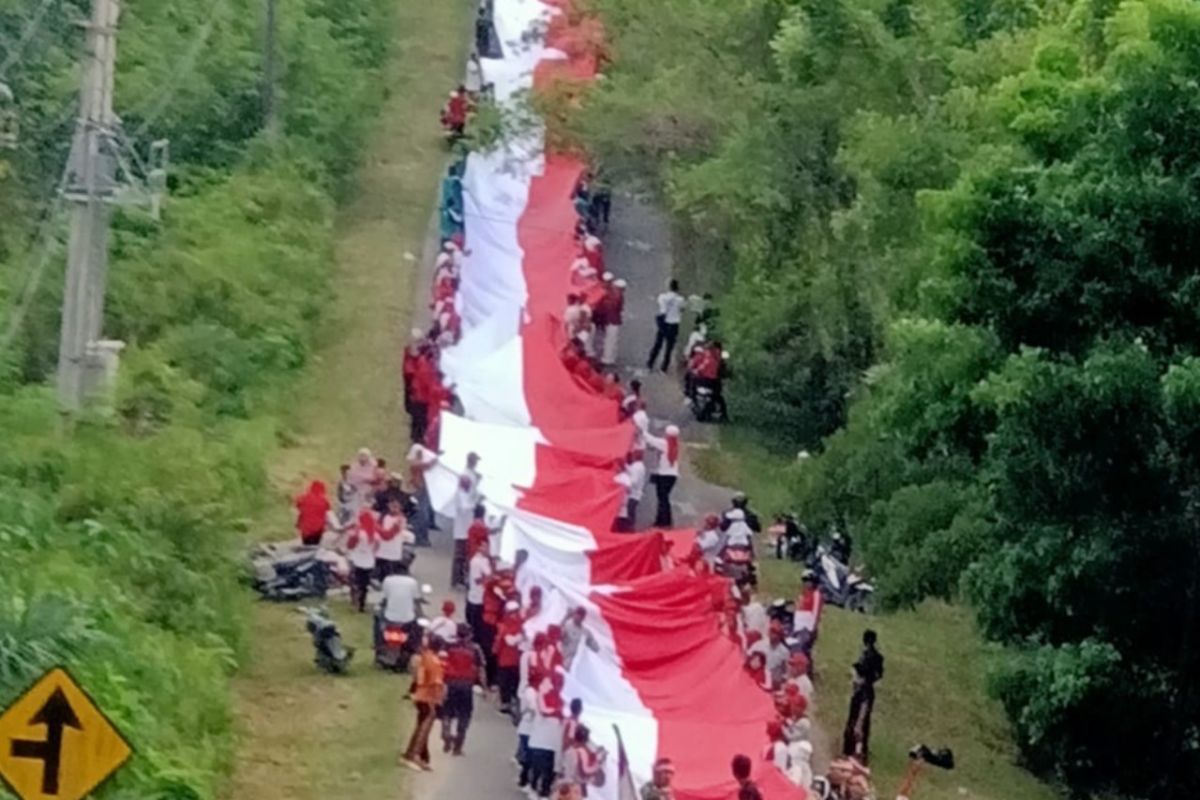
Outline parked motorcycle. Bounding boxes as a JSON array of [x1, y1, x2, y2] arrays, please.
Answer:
[[811, 544, 874, 613], [301, 606, 354, 674], [690, 382, 717, 422]]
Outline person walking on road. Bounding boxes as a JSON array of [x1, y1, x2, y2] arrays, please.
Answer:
[[442, 623, 487, 756], [402, 633, 445, 771], [645, 425, 681, 527], [646, 279, 686, 372], [451, 453, 483, 588]]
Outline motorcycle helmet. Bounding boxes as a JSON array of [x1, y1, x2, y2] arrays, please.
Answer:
[[731, 492, 748, 508], [802, 568, 819, 584]]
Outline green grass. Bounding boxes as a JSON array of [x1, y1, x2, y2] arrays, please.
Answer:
[[225, 1, 472, 798], [701, 432, 1061, 800]]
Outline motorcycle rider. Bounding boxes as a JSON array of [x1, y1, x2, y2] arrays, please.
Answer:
[[722, 493, 761, 536], [377, 562, 422, 655]]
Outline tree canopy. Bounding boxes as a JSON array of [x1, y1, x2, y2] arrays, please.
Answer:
[[576, 0, 1200, 794]]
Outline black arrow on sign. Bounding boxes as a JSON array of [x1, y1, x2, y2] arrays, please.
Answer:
[[10, 688, 82, 795]]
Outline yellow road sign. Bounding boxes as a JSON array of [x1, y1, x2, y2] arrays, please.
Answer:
[[0, 668, 132, 800]]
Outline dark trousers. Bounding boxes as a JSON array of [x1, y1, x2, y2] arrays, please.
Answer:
[[410, 402, 428, 444], [350, 566, 372, 612], [411, 488, 433, 546], [441, 681, 474, 754], [450, 539, 469, 588], [843, 689, 875, 764], [467, 603, 497, 686], [375, 558, 400, 581], [521, 747, 556, 797], [647, 318, 680, 372], [652, 475, 676, 527], [404, 701, 437, 763], [497, 665, 519, 708]]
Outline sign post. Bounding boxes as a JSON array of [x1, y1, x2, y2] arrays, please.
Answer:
[[0, 668, 132, 800]]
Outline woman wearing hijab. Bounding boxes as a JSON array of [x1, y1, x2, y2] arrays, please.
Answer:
[[346, 510, 379, 612], [644, 425, 681, 527], [348, 448, 378, 505], [294, 481, 330, 546]]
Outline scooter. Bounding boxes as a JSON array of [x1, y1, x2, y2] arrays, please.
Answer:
[[374, 584, 432, 673], [690, 381, 717, 422], [811, 544, 874, 613], [716, 544, 757, 586], [301, 606, 354, 674]]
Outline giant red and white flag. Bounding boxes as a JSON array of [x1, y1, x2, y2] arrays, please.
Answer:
[[426, 0, 807, 797]]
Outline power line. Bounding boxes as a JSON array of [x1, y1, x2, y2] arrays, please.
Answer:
[[0, 147, 74, 354], [129, 0, 226, 139], [0, 0, 62, 80]]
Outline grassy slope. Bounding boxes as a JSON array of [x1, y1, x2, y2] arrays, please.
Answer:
[[698, 437, 1060, 800], [224, 0, 471, 797]]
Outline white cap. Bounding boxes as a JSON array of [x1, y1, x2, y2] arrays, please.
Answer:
[[411, 328, 425, 341], [614, 279, 627, 288], [665, 425, 680, 436], [602, 271, 614, 281], [505, 600, 520, 611]]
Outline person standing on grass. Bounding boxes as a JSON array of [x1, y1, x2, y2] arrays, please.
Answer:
[[646, 279, 686, 373], [442, 623, 487, 756], [402, 633, 445, 771], [346, 510, 378, 612], [294, 480, 330, 546], [349, 448, 378, 505], [335, 464, 356, 524], [793, 570, 824, 661], [644, 425, 681, 527], [842, 629, 884, 764]]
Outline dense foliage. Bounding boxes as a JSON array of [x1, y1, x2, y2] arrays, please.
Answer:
[[0, 0, 393, 795], [576, 0, 1200, 795]]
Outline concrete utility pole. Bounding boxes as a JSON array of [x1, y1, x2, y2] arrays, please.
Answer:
[[56, 0, 122, 411], [263, 0, 279, 141]]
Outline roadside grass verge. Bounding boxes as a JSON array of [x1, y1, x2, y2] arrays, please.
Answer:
[[225, 1, 472, 798], [699, 434, 1060, 800]]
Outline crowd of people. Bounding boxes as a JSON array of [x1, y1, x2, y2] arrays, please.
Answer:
[[284, 20, 896, 796]]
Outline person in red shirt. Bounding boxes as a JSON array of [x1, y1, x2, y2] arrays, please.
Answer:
[[294, 481, 330, 546], [493, 600, 524, 712], [402, 329, 425, 420], [441, 85, 471, 139]]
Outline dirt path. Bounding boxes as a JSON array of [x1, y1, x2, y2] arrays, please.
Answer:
[[224, 2, 471, 798]]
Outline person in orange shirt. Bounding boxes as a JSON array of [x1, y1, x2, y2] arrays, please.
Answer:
[[402, 633, 445, 770]]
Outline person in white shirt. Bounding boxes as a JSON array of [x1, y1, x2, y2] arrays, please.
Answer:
[[696, 514, 723, 565], [429, 599, 459, 643], [451, 453, 482, 589], [613, 451, 646, 532], [379, 564, 421, 625], [646, 279, 686, 372], [346, 510, 378, 612], [741, 584, 769, 642], [466, 546, 493, 630], [375, 498, 414, 578], [561, 606, 599, 667], [644, 425, 681, 527], [405, 442, 438, 546]]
